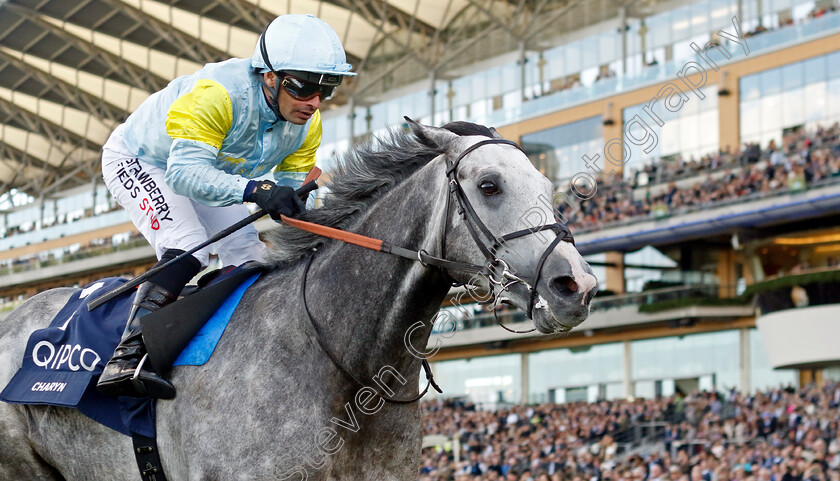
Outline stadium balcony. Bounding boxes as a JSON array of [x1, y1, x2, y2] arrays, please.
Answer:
[[316, 8, 840, 156], [473, 11, 840, 130], [428, 282, 755, 359], [755, 268, 840, 369], [575, 177, 840, 255]]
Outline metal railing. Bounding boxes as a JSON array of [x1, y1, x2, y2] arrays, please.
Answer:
[[434, 283, 730, 333], [0, 235, 149, 276], [593, 284, 737, 311]]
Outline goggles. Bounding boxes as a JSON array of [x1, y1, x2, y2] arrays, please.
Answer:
[[279, 74, 338, 101]]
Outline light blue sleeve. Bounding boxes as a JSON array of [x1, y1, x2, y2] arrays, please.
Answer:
[[274, 171, 316, 209], [164, 138, 251, 207]]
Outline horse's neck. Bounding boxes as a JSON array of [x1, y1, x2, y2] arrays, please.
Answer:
[[305, 161, 451, 393]]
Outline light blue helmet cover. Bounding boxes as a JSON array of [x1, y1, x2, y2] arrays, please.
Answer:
[[252, 14, 357, 77]]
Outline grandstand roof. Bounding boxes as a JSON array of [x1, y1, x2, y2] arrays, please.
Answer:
[[0, 0, 668, 202]]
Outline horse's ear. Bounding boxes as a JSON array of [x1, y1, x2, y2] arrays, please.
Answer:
[[488, 127, 505, 140], [404, 116, 458, 149]]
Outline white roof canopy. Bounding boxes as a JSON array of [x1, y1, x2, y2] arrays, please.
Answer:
[[0, 0, 657, 199]]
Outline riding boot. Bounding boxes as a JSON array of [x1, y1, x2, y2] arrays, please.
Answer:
[[96, 247, 201, 399], [96, 281, 178, 399]]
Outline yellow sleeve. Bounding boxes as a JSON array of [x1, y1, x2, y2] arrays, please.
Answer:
[[165, 79, 233, 150], [275, 110, 321, 173]]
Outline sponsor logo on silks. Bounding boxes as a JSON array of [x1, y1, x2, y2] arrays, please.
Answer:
[[32, 341, 100, 372], [31, 382, 67, 393], [116, 158, 173, 230]]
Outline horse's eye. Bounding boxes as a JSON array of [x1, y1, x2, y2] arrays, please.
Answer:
[[479, 180, 499, 196]]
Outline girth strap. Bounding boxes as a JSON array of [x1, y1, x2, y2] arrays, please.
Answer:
[[132, 432, 168, 481]]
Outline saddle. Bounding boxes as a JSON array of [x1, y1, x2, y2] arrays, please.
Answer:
[[0, 262, 266, 437], [142, 262, 266, 373]]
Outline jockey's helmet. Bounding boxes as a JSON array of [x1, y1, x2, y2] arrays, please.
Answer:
[[252, 14, 356, 80], [252, 15, 355, 117]]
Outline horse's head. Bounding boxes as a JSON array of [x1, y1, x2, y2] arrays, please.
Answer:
[[409, 119, 598, 334]]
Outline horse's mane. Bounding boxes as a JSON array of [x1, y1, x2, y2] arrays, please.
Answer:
[[263, 121, 496, 267]]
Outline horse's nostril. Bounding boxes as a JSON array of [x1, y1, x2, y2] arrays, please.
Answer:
[[551, 276, 578, 295]]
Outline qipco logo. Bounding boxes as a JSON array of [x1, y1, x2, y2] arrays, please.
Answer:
[[32, 341, 100, 372]]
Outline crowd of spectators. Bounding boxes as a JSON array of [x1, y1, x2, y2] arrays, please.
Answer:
[[738, 2, 837, 37], [562, 123, 840, 232], [419, 382, 840, 481], [0, 201, 122, 240], [0, 230, 145, 277], [531, 1, 837, 101]]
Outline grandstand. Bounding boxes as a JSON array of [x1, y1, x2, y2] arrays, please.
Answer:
[[0, 0, 839, 478]]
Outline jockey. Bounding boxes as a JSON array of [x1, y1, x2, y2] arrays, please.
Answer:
[[97, 14, 356, 399]]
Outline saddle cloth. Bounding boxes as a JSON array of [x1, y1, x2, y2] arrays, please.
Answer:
[[0, 264, 263, 437]]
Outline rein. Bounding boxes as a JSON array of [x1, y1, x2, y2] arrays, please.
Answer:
[[278, 216, 489, 277], [282, 137, 575, 403], [301, 255, 442, 404]]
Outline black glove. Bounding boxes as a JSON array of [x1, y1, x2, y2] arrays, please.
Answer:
[[243, 180, 306, 220]]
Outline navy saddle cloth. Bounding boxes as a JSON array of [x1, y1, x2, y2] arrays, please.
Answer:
[[0, 263, 264, 437]]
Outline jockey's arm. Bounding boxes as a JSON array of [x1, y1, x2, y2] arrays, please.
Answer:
[[163, 79, 249, 207]]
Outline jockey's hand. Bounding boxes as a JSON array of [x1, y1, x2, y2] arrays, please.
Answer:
[[244, 180, 306, 220]]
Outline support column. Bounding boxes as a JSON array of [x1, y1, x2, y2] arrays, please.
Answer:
[[446, 80, 456, 122], [605, 251, 626, 294], [37, 196, 45, 230], [799, 369, 822, 388], [639, 19, 648, 65], [717, 248, 737, 298], [520, 352, 529, 405], [537, 52, 546, 94], [620, 6, 628, 75], [739, 327, 751, 395], [718, 71, 740, 153], [602, 108, 623, 176], [748, 248, 765, 283], [348, 96, 356, 141], [91, 178, 98, 216], [757, 0, 763, 26], [519, 40, 528, 102], [623, 340, 633, 399], [428, 71, 437, 124]]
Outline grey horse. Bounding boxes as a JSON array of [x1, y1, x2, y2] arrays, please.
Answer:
[[0, 121, 598, 480]]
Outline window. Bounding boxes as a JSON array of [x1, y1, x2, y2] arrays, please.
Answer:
[[739, 51, 840, 145], [623, 87, 719, 175], [521, 116, 604, 183]]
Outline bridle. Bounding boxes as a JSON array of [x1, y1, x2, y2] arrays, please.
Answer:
[[291, 137, 576, 403], [438, 138, 575, 320]]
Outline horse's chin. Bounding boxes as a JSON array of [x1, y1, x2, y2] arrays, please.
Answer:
[[501, 285, 586, 335], [531, 302, 576, 334]]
